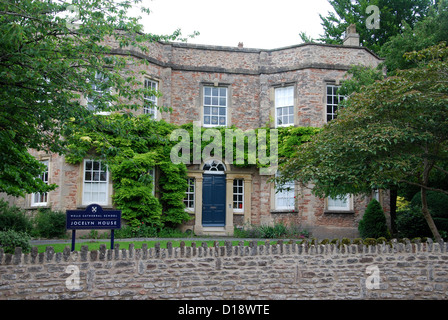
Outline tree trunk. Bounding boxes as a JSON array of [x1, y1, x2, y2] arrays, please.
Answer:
[[389, 186, 398, 237], [421, 157, 442, 243]]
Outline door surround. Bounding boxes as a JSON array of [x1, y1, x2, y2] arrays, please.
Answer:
[[189, 160, 253, 236]]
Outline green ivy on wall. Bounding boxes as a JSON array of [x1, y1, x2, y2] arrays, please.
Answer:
[[65, 113, 319, 231]]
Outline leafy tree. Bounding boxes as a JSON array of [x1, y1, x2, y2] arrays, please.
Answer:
[[276, 43, 448, 243], [317, 0, 435, 53], [358, 199, 389, 239], [0, 0, 185, 197], [379, 0, 448, 74]]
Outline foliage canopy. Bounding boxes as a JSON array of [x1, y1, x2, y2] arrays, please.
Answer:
[[0, 0, 186, 197]]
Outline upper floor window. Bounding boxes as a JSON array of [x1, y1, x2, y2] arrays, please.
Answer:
[[87, 72, 111, 114], [31, 160, 49, 206], [82, 160, 109, 206], [275, 86, 294, 127], [326, 85, 345, 122], [144, 79, 158, 119], [203, 86, 227, 127]]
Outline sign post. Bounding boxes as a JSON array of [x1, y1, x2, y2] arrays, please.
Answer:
[[66, 204, 121, 251]]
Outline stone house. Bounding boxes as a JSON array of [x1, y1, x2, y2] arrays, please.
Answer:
[[4, 27, 389, 239]]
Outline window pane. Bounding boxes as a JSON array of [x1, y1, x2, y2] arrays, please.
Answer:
[[328, 195, 350, 210], [83, 160, 108, 205], [326, 85, 345, 122]]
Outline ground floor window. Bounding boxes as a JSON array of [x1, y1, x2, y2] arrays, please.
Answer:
[[327, 194, 351, 211], [275, 173, 295, 210], [83, 159, 108, 205], [31, 160, 49, 206], [184, 177, 195, 209], [233, 179, 244, 211]]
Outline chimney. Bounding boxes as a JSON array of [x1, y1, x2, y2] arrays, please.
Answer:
[[343, 24, 360, 46]]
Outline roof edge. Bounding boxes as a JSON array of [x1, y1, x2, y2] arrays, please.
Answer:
[[160, 41, 384, 61]]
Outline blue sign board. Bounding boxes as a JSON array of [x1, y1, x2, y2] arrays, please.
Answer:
[[66, 204, 121, 230], [66, 204, 121, 251]]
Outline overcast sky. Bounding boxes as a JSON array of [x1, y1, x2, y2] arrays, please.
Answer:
[[135, 0, 335, 50]]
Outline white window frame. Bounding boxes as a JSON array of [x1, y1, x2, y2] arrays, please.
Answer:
[[144, 79, 158, 119], [31, 160, 49, 207], [148, 167, 155, 196], [233, 179, 244, 212], [87, 72, 111, 115], [373, 189, 380, 202], [203, 86, 227, 127], [184, 177, 195, 210], [82, 159, 109, 206], [327, 194, 352, 212], [275, 86, 295, 128], [326, 85, 345, 122], [275, 173, 295, 211]]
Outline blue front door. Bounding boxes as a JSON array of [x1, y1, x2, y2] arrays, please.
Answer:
[[202, 174, 226, 226]]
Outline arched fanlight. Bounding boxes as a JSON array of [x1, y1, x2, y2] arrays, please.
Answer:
[[203, 159, 226, 173]]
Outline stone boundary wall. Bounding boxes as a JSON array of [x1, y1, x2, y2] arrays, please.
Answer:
[[1, 240, 447, 300]]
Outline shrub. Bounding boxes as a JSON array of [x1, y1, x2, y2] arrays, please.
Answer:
[[0, 230, 31, 254], [410, 191, 448, 218], [233, 223, 308, 239], [0, 199, 33, 233], [363, 238, 377, 246], [358, 199, 389, 239], [33, 209, 67, 239], [396, 206, 432, 239]]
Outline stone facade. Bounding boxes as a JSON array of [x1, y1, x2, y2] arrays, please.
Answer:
[[2, 28, 388, 239], [1, 240, 447, 300]]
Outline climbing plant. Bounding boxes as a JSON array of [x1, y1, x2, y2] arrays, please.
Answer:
[[65, 113, 318, 231], [65, 113, 189, 230]]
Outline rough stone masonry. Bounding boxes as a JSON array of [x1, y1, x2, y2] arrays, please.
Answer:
[[0, 240, 447, 300]]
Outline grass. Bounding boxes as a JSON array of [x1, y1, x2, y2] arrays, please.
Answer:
[[32, 240, 269, 253]]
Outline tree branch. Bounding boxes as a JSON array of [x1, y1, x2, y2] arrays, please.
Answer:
[[434, 165, 448, 176], [399, 180, 448, 196]]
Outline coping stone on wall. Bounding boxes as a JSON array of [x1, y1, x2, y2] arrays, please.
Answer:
[[0, 239, 446, 266]]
